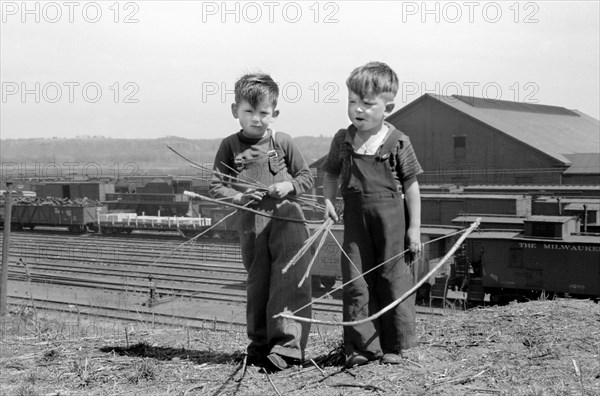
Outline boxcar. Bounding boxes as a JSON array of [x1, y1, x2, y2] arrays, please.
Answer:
[[8, 204, 105, 233]]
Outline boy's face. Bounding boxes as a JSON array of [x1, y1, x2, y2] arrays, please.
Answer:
[[231, 100, 279, 138], [347, 91, 395, 134]]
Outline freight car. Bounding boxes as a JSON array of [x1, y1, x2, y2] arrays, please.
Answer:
[[1, 203, 106, 233], [97, 213, 213, 236], [100, 208, 236, 239], [437, 215, 600, 306]]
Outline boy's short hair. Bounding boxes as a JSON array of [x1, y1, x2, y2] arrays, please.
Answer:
[[346, 61, 398, 101], [234, 73, 279, 109]]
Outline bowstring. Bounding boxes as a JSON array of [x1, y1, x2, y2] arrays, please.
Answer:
[[290, 227, 469, 315]]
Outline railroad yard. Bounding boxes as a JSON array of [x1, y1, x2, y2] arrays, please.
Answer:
[[1, 229, 351, 330], [0, 182, 599, 395]]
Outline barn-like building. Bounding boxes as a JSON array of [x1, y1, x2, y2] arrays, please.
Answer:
[[386, 94, 600, 185]]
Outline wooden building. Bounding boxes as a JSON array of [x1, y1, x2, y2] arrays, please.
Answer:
[[386, 94, 600, 185]]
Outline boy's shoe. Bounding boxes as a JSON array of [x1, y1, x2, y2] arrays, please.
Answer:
[[345, 352, 378, 368], [381, 353, 403, 364], [266, 353, 289, 371]]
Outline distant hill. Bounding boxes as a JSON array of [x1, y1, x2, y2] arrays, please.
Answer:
[[0, 136, 332, 177]]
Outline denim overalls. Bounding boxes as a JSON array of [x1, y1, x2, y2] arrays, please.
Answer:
[[341, 127, 417, 357], [231, 133, 312, 361]]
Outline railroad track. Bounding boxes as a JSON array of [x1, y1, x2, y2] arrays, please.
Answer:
[[8, 232, 243, 263], [2, 232, 449, 330]]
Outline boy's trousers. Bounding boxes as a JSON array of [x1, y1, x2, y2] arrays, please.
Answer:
[[238, 200, 312, 360], [235, 143, 312, 361], [342, 192, 417, 356]]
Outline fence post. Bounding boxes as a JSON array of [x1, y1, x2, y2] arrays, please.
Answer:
[[1, 182, 13, 316]]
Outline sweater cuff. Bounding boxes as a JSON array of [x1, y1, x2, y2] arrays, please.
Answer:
[[290, 180, 302, 195]]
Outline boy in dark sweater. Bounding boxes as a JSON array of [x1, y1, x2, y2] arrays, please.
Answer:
[[209, 73, 314, 371]]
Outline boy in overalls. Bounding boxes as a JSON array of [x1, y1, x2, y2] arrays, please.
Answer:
[[322, 62, 423, 368], [209, 73, 314, 371]]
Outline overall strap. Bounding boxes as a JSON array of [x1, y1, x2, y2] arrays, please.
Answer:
[[269, 130, 290, 169], [270, 130, 282, 152], [231, 134, 245, 172], [376, 128, 403, 161]]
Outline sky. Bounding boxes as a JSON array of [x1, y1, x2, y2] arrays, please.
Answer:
[[1, 0, 599, 140]]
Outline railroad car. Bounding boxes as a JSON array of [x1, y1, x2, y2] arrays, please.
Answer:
[[97, 213, 213, 236], [1, 204, 106, 233], [438, 216, 600, 305]]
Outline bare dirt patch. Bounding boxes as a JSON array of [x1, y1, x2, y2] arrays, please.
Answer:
[[1, 299, 599, 395]]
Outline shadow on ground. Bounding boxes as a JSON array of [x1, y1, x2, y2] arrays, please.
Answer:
[[99, 342, 240, 364]]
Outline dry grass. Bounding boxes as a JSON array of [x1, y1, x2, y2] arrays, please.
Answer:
[[1, 299, 599, 395]]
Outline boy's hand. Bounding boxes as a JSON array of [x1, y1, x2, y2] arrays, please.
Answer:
[[324, 200, 339, 222], [233, 189, 264, 205], [406, 226, 421, 253], [268, 181, 294, 199]]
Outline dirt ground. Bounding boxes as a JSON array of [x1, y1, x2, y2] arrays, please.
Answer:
[[1, 298, 599, 396]]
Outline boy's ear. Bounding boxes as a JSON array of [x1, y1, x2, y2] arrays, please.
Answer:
[[384, 102, 395, 115], [272, 109, 280, 120], [231, 103, 239, 119]]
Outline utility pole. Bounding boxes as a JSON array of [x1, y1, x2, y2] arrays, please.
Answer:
[[0, 182, 13, 316]]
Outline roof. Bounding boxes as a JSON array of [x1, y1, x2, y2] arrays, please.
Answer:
[[564, 203, 600, 211], [421, 225, 462, 235], [534, 197, 600, 205], [147, 178, 169, 184], [525, 215, 577, 223], [452, 215, 525, 224], [420, 184, 462, 192], [389, 94, 600, 165], [466, 230, 599, 244], [422, 193, 527, 200], [41, 181, 107, 185], [463, 184, 600, 192], [466, 230, 522, 239], [562, 153, 600, 175]]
